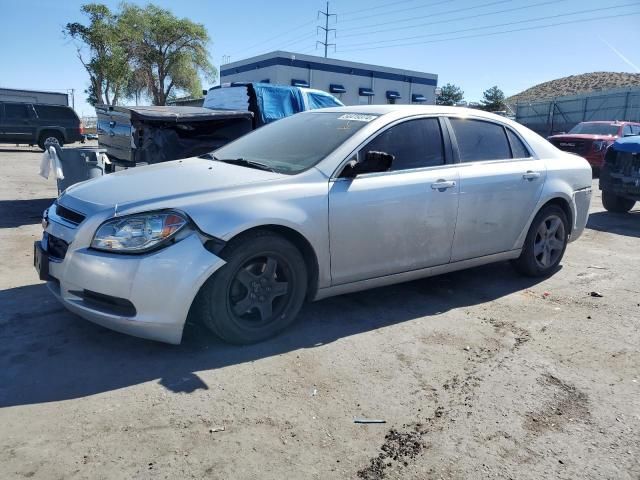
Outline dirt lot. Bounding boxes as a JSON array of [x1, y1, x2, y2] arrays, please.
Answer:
[[0, 147, 638, 480]]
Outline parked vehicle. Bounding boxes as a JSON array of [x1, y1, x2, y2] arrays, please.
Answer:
[[599, 136, 640, 213], [96, 83, 343, 167], [0, 101, 84, 149], [548, 121, 640, 171], [34, 106, 592, 345], [96, 105, 253, 167]]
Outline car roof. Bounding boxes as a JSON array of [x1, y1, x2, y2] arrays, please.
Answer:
[[309, 104, 516, 121]]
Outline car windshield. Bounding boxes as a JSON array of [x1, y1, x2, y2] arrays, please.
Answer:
[[568, 123, 619, 136], [211, 112, 376, 174]]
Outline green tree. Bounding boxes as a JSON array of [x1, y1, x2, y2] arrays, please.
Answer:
[[119, 4, 216, 105], [436, 83, 464, 106], [64, 4, 130, 105], [480, 86, 506, 112]]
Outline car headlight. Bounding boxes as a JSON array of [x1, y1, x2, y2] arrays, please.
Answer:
[[91, 211, 189, 253], [593, 140, 609, 152]]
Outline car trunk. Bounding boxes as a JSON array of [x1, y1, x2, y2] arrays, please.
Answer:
[[95, 105, 253, 166]]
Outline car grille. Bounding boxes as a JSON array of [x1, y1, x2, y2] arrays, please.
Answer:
[[55, 203, 86, 225], [47, 234, 69, 260], [608, 152, 640, 177], [552, 140, 589, 155]]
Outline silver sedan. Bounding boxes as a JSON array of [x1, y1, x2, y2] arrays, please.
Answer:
[[34, 106, 592, 344]]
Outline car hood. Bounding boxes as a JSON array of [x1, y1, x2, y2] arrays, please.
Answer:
[[59, 157, 285, 215], [548, 134, 617, 141]]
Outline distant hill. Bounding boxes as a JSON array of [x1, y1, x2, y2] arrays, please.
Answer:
[[507, 72, 640, 105]]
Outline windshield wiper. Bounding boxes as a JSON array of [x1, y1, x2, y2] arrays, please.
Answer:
[[215, 157, 277, 172]]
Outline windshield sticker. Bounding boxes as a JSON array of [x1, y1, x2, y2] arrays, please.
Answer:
[[337, 114, 378, 122]]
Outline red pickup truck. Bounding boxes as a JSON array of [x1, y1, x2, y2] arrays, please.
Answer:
[[548, 121, 640, 171]]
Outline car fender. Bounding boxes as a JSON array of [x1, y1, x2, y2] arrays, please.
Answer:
[[183, 182, 332, 290], [36, 126, 66, 140], [513, 169, 589, 249]]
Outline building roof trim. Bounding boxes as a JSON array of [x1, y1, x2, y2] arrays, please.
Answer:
[[221, 52, 437, 87]]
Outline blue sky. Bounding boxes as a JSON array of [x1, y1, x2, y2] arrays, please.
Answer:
[[1, 0, 638, 117]]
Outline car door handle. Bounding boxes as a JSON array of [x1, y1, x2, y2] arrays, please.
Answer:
[[523, 171, 541, 181], [431, 180, 456, 191]]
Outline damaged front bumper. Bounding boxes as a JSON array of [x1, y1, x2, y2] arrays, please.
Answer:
[[38, 205, 225, 344]]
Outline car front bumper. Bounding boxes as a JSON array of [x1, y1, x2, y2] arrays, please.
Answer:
[[40, 215, 225, 344]]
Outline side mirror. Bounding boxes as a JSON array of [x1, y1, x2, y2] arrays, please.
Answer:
[[341, 151, 394, 177]]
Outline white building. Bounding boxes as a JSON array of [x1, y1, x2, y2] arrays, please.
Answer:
[[220, 51, 438, 106]]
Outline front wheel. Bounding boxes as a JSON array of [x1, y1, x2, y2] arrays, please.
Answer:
[[193, 231, 308, 344], [602, 190, 635, 213], [512, 205, 569, 277]]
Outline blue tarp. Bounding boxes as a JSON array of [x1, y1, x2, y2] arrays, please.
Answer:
[[252, 83, 305, 125], [306, 91, 343, 110], [612, 136, 640, 154]]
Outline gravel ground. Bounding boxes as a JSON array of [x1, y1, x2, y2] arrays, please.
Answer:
[[0, 147, 638, 480]]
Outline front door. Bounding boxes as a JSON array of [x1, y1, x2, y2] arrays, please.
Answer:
[[0, 103, 36, 143], [447, 117, 547, 261], [329, 117, 459, 285]]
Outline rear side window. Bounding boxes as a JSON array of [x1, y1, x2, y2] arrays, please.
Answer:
[[449, 118, 511, 162], [35, 105, 77, 120], [4, 103, 29, 120], [359, 118, 444, 171], [622, 125, 633, 136], [506, 128, 531, 158], [632, 125, 640, 135]]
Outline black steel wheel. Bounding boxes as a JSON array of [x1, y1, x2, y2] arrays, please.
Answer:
[[512, 204, 569, 277], [193, 230, 307, 344]]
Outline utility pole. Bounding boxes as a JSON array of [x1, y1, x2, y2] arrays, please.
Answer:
[[317, 2, 336, 58]]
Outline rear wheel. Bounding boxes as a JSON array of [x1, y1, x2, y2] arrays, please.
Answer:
[[193, 231, 307, 344], [512, 205, 569, 277], [38, 131, 63, 151], [602, 190, 635, 213]]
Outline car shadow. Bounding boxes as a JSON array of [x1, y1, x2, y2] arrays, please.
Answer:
[[0, 262, 546, 408], [0, 198, 55, 229], [587, 210, 640, 238]]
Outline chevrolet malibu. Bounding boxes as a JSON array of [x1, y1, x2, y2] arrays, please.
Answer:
[[34, 106, 592, 345]]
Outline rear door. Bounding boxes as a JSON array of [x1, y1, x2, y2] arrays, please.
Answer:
[[447, 117, 546, 261], [1, 102, 36, 143], [329, 117, 460, 285]]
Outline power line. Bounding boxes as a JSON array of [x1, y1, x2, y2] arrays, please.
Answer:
[[230, 18, 316, 59], [338, 0, 564, 39], [339, 0, 454, 24], [341, 0, 426, 17], [339, 2, 639, 49], [337, 10, 640, 53], [278, 32, 318, 51], [340, 0, 510, 32]]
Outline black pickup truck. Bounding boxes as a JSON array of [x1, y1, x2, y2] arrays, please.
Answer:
[[95, 105, 252, 167]]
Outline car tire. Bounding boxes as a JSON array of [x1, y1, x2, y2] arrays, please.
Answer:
[[512, 204, 569, 277], [193, 230, 308, 345], [38, 132, 64, 151], [601, 190, 635, 213]]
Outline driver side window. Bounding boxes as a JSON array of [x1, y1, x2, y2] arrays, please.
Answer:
[[357, 118, 445, 171]]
